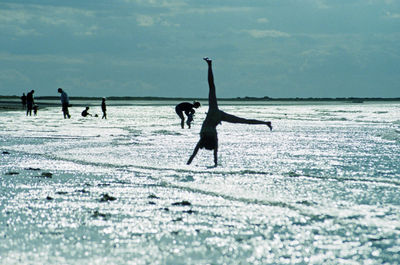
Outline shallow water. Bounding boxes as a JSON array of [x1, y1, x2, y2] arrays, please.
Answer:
[[1, 101, 400, 264]]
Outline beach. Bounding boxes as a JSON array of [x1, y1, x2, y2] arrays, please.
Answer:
[[1, 100, 400, 264]]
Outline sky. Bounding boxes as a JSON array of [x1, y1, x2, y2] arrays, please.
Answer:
[[0, 0, 399, 98]]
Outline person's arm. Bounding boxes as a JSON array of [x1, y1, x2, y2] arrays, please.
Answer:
[[221, 112, 272, 130], [187, 141, 201, 165]]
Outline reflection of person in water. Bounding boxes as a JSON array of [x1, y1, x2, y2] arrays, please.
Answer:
[[187, 58, 272, 167], [81, 107, 92, 117], [175, 101, 201, 129]]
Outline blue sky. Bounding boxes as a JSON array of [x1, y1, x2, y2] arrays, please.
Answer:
[[1, 0, 399, 98]]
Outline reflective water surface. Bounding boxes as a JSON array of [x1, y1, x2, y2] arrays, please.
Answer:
[[1, 101, 400, 264]]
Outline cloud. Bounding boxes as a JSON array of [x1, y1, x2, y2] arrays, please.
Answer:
[[257, 18, 269, 24], [245, 29, 290, 38], [0, 69, 30, 84], [0, 8, 31, 24], [136, 14, 179, 27], [313, 0, 330, 9], [385, 11, 400, 19], [123, 0, 187, 9], [137, 14, 155, 26], [0, 3, 97, 37], [0, 52, 86, 64]]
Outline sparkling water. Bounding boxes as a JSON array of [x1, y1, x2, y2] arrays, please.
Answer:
[[1, 101, 399, 264]]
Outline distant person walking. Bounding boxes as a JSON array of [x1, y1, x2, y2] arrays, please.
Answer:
[[101, 98, 107, 119], [175, 101, 201, 129], [58, 88, 71, 119], [81, 107, 92, 117], [187, 58, 272, 167], [26, 90, 35, 116], [21, 93, 27, 109]]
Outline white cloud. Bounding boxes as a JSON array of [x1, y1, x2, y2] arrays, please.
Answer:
[[0, 52, 86, 64], [183, 6, 254, 15], [0, 3, 97, 37], [0, 69, 30, 83], [123, 0, 186, 8], [257, 18, 269, 24], [137, 14, 155, 26], [368, 0, 395, 5], [245, 29, 290, 38], [77, 25, 99, 36], [385, 11, 400, 19], [313, 0, 330, 9], [0, 9, 31, 24], [136, 13, 179, 27]]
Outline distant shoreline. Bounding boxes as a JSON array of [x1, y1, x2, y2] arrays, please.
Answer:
[[0, 96, 400, 112], [2, 95, 400, 112], [1, 95, 400, 102]]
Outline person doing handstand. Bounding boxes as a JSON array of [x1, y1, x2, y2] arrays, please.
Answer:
[[175, 101, 201, 129], [187, 58, 272, 167]]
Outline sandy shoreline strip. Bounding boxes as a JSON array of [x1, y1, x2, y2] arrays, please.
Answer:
[[0, 100, 59, 112], [0, 101, 25, 112]]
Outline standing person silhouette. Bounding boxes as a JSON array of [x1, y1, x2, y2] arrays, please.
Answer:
[[26, 90, 34, 116], [187, 58, 272, 167], [175, 101, 201, 129], [101, 98, 107, 119], [58, 88, 71, 119]]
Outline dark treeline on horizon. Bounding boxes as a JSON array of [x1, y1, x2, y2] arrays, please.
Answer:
[[1, 95, 400, 101]]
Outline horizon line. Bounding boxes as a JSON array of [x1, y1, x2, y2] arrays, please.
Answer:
[[1, 95, 400, 101]]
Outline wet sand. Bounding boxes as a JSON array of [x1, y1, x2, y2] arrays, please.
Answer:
[[0, 100, 59, 112]]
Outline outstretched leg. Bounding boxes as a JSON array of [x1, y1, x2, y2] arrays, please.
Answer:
[[204, 58, 218, 111], [221, 111, 272, 131]]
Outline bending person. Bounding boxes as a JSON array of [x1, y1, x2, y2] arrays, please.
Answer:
[[175, 101, 201, 129], [187, 58, 272, 167]]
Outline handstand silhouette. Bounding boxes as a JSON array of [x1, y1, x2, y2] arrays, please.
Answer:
[[187, 58, 272, 167]]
